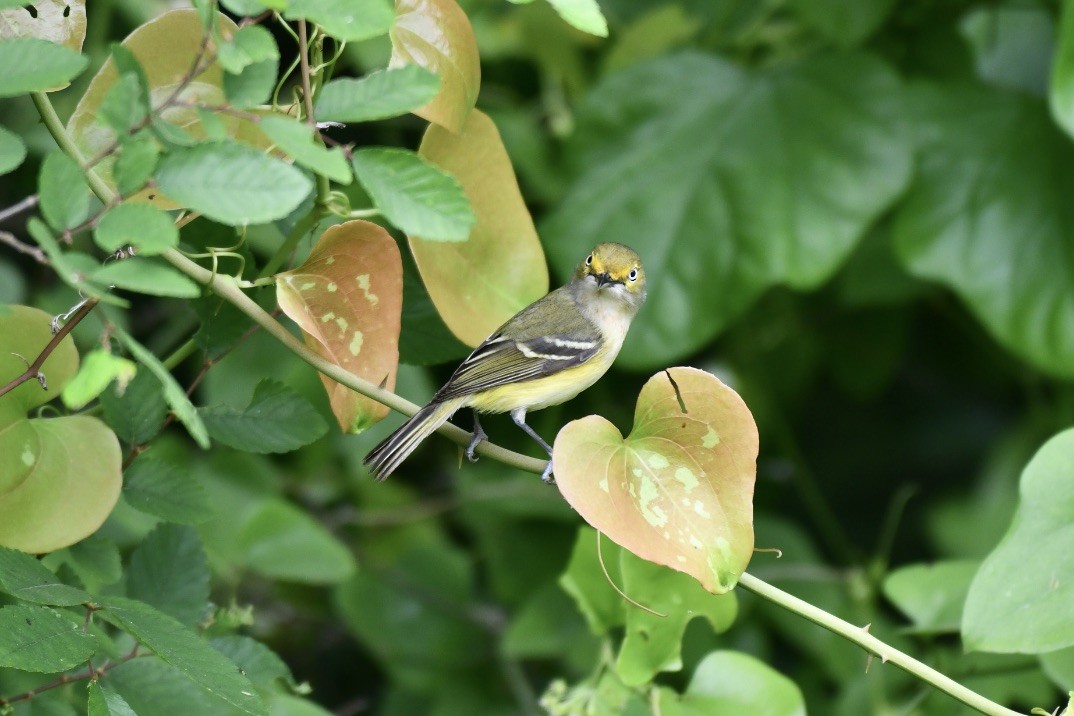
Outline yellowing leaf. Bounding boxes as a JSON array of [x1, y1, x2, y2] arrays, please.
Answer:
[[0, 0, 87, 91], [276, 221, 403, 433], [415, 110, 548, 346], [0, 306, 122, 553], [67, 9, 267, 208], [389, 0, 480, 133], [553, 367, 758, 594]]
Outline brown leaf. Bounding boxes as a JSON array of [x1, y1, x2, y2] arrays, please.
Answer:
[[66, 8, 268, 208], [553, 367, 759, 594], [390, 0, 480, 134], [415, 109, 548, 346], [276, 221, 403, 433]]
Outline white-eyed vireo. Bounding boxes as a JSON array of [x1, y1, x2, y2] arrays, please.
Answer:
[[365, 242, 647, 483]]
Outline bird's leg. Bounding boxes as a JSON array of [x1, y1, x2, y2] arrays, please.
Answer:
[[466, 411, 487, 463], [510, 408, 556, 484]]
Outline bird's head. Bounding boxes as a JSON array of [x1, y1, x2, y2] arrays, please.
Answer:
[[573, 242, 646, 311]]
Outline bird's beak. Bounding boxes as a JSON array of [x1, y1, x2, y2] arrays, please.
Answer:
[[595, 272, 612, 289]]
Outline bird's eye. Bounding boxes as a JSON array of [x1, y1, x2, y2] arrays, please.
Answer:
[[585, 254, 593, 267], [628, 268, 638, 281]]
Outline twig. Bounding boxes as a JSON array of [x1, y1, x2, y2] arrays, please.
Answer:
[[297, 20, 316, 127], [0, 195, 38, 225], [0, 298, 99, 399], [0, 648, 145, 706], [0, 229, 49, 264]]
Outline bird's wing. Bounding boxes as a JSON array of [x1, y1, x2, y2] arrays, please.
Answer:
[[433, 289, 600, 401]]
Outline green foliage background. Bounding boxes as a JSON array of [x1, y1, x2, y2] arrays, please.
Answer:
[[2, 0, 1074, 714]]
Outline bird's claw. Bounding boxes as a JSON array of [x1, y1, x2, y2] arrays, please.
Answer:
[[541, 460, 555, 485], [465, 424, 487, 463]]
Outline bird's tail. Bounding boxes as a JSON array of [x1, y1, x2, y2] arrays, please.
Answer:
[[363, 399, 462, 480]]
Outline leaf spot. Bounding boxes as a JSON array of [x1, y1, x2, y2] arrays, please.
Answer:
[[693, 500, 711, 518], [325, 256, 335, 264], [356, 274, 379, 305], [335, 317, 349, 334], [321, 311, 336, 323], [348, 330, 364, 356], [21, 445, 34, 466], [598, 476, 609, 493], [326, 282, 337, 292], [702, 427, 720, 449], [674, 466, 698, 491], [646, 452, 669, 470], [300, 281, 316, 291], [637, 475, 668, 527]]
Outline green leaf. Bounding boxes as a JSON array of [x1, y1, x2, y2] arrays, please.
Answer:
[[94, 203, 179, 256], [198, 379, 329, 453], [314, 66, 440, 123], [0, 304, 79, 424], [224, 55, 278, 109], [124, 456, 213, 524], [110, 656, 229, 716], [215, 24, 277, 74], [114, 134, 160, 196], [260, 115, 351, 184], [352, 148, 475, 242], [0, 417, 123, 553], [128, 524, 210, 627], [1052, 0, 1074, 140], [114, 325, 211, 449], [542, 51, 910, 369], [555, 368, 758, 594], [92, 258, 201, 298], [893, 83, 1074, 379], [154, 141, 313, 226], [39, 151, 91, 231], [0, 546, 90, 606], [238, 500, 356, 584], [960, 5, 1053, 97], [615, 551, 738, 686], [0, 37, 87, 96], [788, 0, 894, 46], [559, 527, 626, 635], [100, 368, 167, 445], [99, 72, 147, 134], [413, 109, 548, 347], [88, 681, 137, 716], [0, 604, 97, 672], [285, 0, 393, 42], [210, 635, 300, 693], [60, 349, 137, 410], [882, 560, 978, 634], [0, 123, 26, 174], [25, 220, 126, 306], [98, 596, 266, 715], [275, 221, 403, 433], [64, 534, 122, 587], [335, 545, 490, 689], [390, 0, 480, 133], [963, 428, 1074, 653], [544, 0, 607, 37], [656, 651, 806, 716]]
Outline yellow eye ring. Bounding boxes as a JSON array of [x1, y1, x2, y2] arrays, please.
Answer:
[[628, 268, 638, 281]]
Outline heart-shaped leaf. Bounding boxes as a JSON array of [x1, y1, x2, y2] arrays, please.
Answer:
[[276, 220, 403, 433], [553, 367, 758, 594]]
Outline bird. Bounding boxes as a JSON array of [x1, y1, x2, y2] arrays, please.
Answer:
[[364, 242, 647, 483]]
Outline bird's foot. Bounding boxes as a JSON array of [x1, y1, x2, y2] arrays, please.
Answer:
[[541, 460, 555, 485], [465, 423, 487, 463]]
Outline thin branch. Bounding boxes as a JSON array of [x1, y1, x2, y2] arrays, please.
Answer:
[[0, 648, 145, 706], [737, 573, 1027, 716], [0, 195, 38, 224], [0, 229, 49, 265], [0, 298, 99, 399], [29, 89, 1036, 716], [297, 19, 316, 127]]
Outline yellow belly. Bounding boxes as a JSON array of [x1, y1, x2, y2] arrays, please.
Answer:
[[468, 344, 618, 414]]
